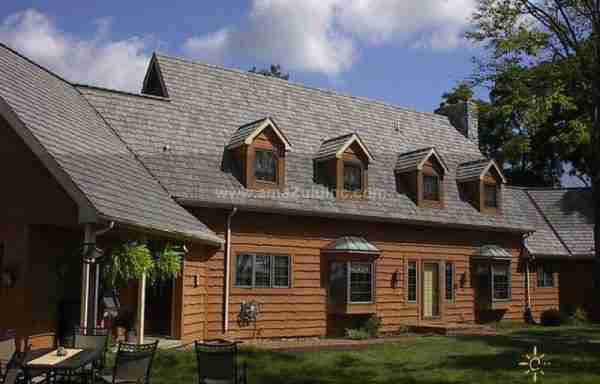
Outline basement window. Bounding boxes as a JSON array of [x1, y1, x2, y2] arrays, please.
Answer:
[[235, 254, 290, 288]]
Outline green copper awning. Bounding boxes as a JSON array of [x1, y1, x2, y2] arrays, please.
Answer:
[[472, 244, 512, 260], [324, 236, 380, 254]]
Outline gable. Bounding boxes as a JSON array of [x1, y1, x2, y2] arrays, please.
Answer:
[[142, 55, 169, 98]]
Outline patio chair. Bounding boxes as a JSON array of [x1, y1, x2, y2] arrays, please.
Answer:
[[101, 341, 158, 384], [65, 327, 110, 383], [1, 368, 18, 384], [23, 333, 56, 384], [194, 339, 247, 384]]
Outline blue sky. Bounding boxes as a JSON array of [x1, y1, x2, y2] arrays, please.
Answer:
[[0, 1, 482, 113]]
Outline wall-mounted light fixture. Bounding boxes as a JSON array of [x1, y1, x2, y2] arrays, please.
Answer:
[[393, 269, 401, 289], [460, 272, 468, 288], [1, 269, 15, 289]]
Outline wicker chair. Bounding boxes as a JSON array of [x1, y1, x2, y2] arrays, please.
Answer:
[[101, 341, 158, 384], [194, 339, 247, 384]]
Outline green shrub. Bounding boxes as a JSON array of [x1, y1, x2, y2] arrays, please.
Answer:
[[364, 315, 382, 337], [344, 328, 370, 340], [540, 309, 563, 326], [565, 307, 589, 325]]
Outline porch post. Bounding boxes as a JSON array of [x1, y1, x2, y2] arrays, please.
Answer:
[[80, 225, 95, 328], [137, 272, 146, 344]]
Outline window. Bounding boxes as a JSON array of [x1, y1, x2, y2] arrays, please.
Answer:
[[484, 184, 498, 208], [492, 264, 510, 300], [423, 175, 440, 201], [328, 261, 374, 305], [343, 163, 362, 192], [407, 261, 418, 303], [235, 254, 290, 288], [254, 149, 278, 183], [445, 262, 454, 301], [349, 263, 373, 303], [537, 264, 554, 288]]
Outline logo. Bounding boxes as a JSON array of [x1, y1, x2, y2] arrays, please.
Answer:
[[519, 346, 550, 382]]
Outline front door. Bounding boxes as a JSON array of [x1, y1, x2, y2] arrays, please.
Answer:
[[422, 262, 440, 319]]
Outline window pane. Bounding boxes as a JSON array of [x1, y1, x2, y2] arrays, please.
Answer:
[[445, 262, 454, 301], [349, 263, 373, 303], [423, 175, 440, 201], [484, 184, 498, 207], [273, 256, 290, 287], [492, 264, 510, 300], [254, 255, 271, 287], [344, 163, 362, 192], [537, 264, 554, 287], [408, 261, 417, 302], [328, 262, 347, 305], [254, 150, 277, 182], [235, 254, 253, 286]]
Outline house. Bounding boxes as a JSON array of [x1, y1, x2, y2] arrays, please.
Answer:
[[0, 43, 595, 343]]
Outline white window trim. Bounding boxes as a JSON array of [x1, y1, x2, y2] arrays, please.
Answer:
[[235, 253, 291, 289], [491, 263, 511, 302], [346, 261, 375, 304]]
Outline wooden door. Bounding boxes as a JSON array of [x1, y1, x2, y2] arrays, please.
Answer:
[[422, 262, 440, 318]]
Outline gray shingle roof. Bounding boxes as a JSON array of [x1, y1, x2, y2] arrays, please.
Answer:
[[456, 159, 506, 182], [77, 53, 534, 233], [510, 187, 594, 258], [0, 44, 221, 245], [227, 117, 291, 150], [527, 188, 594, 256], [395, 147, 449, 174]]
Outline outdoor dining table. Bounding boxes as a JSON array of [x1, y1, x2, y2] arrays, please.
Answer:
[[23, 347, 102, 383]]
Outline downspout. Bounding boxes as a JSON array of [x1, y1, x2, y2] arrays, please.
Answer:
[[224, 207, 238, 333], [92, 222, 114, 325], [523, 231, 535, 324]]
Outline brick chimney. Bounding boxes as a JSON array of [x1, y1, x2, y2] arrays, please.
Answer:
[[435, 101, 479, 144]]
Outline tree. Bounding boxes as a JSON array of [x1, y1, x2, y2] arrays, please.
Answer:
[[467, 0, 600, 279], [249, 64, 290, 80], [440, 82, 555, 186]]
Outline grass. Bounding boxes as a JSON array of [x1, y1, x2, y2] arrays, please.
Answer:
[[146, 325, 600, 384]]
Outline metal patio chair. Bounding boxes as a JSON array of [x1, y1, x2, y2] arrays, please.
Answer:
[[101, 341, 158, 384], [0, 338, 16, 378], [1, 368, 18, 384], [24, 332, 57, 384], [194, 339, 247, 384], [64, 327, 110, 383]]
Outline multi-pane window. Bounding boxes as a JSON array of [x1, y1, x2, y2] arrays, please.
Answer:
[[328, 261, 374, 305], [254, 149, 278, 182], [343, 163, 362, 192], [423, 175, 440, 201], [445, 262, 454, 301], [235, 254, 290, 288], [349, 263, 373, 303], [492, 264, 510, 300], [484, 184, 498, 208], [537, 264, 554, 287], [407, 261, 418, 302]]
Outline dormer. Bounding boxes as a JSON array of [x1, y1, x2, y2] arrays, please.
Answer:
[[456, 159, 506, 214], [141, 54, 169, 98], [227, 117, 291, 190], [314, 133, 374, 199], [395, 148, 449, 208]]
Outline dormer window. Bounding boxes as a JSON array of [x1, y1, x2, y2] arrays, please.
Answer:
[[314, 133, 374, 199], [395, 148, 448, 208], [423, 175, 440, 201], [457, 159, 506, 214], [254, 149, 278, 183], [227, 117, 291, 190], [343, 162, 362, 192], [484, 183, 498, 208]]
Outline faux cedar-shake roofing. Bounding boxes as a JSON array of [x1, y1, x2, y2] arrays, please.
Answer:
[[78, 54, 534, 233], [527, 188, 594, 256], [395, 147, 449, 173], [0, 44, 221, 245]]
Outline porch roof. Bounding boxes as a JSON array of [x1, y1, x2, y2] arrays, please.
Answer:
[[323, 236, 380, 254]]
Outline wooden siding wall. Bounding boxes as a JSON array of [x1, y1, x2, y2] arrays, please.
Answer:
[[182, 209, 531, 341], [0, 117, 79, 225]]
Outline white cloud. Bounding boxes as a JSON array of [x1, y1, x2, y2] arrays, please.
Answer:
[[0, 9, 152, 92], [183, 0, 475, 75]]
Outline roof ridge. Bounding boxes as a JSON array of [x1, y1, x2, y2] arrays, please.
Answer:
[[154, 52, 455, 121], [75, 83, 171, 102], [0, 42, 71, 85], [524, 189, 573, 256]]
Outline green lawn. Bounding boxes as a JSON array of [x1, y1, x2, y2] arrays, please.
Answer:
[[148, 325, 600, 384]]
